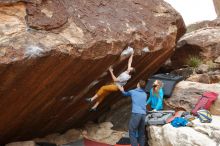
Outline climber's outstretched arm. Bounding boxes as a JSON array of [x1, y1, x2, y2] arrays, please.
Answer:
[[109, 66, 118, 82], [127, 52, 134, 71]]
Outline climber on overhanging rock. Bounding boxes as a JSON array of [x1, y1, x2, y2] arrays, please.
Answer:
[[85, 51, 135, 112]]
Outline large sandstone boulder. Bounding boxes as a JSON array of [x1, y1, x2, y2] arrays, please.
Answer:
[[0, 0, 186, 144], [171, 27, 220, 68], [148, 116, 220, 146], [166, 81, 220, 115]]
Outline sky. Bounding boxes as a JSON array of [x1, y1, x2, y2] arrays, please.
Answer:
[[164, 0, 217, 25]]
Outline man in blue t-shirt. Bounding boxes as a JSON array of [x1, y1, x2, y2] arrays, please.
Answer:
[[117, 80, 147, 146]]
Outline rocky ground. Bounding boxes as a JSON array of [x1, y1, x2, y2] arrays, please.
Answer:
[[148, 116, 220, 146], [6, 122, 125, 146]]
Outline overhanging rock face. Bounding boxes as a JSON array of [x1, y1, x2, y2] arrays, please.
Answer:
[[0, 0, 185, 144]]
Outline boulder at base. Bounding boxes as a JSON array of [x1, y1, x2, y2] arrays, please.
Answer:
[[0, 0, 185, 144], [186, 73, 220, 84], [166, 81, 220, 115], [148, 116, 220, 146], [33, 122, 124, 146], [171, 26, 220, 68]]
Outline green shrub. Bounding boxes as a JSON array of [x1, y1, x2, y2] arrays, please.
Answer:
[[186, 56, 202, 68]]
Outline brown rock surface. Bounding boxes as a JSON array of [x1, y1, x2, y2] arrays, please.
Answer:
[[186, 74, 211, 84], [0, 0, 41, 5], [166, 81, 220, 115], [5, 141, 36, 146], [83, 122, 124, 145], [196, 64, 209, 74], [34, 129, 82, 145], [186, 19, 220, 33], [7, 121, 124, 145], [213, 0, 220, 17], [170, 67, 194, 79], [26, 0, 68, 30], [186, 73, 220, 84], [171, 27, 220, 68], [215, 56, 220, 63], [34, 122, 124, 145], [99, 98, 132, 131], [0, 0, 185, 144]]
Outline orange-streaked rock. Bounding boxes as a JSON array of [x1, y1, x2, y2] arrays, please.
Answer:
[[0, 0, 185, 144]]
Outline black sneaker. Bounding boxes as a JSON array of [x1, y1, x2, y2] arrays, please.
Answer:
[[89, 108, 97, 112], [85, 98, 92, 103]]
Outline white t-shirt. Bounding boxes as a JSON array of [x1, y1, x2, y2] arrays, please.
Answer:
[[116, 71, 131, 86]]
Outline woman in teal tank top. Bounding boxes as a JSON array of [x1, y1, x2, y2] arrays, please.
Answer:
[[146, 80, 164, 111]]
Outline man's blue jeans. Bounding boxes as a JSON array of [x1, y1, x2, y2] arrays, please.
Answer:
[[129, 113, 146, 146]]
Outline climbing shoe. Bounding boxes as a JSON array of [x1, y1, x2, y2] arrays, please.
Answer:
[[85, 98, 92, 103], [89, 108, 97, 112]]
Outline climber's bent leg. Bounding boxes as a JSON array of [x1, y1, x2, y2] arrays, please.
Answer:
[[91, 94, 98, 101], [95, 84, 119, 103], [92, 102, 100, 109]]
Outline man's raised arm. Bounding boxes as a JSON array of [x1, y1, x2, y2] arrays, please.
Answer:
[[117, 85, 131, 96]]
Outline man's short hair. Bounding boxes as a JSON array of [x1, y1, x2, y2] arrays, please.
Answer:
[[139, 80, 146, 89]]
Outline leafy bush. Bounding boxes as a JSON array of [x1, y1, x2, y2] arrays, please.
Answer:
[[186, 56, 202, 68]]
